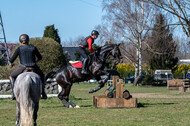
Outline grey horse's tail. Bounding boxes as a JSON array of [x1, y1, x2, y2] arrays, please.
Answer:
[[19, 75, 33, 126]]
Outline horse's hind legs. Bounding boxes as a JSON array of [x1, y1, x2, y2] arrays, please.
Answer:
[[58, 90, 70, 108], [61, 99, 70, 108], [68, 100, 76, 107]]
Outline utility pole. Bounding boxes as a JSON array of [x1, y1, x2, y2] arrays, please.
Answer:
[[0, 11, 10, 65]]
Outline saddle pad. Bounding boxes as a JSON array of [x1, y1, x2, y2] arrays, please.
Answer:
[[69, 61, 83, 68]]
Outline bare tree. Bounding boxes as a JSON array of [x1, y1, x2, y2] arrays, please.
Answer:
[[100, 0, 157, 85], [144, 0, 190, 41], [62, 36, 85, 47]]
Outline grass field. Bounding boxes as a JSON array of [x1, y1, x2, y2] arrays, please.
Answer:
[[0, 83, 190, 126]]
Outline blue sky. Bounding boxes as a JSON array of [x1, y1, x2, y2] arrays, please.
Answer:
[[0, 0, 103, 43]]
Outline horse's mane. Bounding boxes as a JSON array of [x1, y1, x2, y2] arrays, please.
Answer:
[[95, 44, 117, 54], [88, 44, 117, 62]]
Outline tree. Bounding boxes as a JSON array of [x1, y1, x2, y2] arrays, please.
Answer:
[[146, 14, 178, 70], [145, 0, 190, 42], [99, 0, 157, 85], [74, 51, 81, 60], [43, 24, 61, 44]]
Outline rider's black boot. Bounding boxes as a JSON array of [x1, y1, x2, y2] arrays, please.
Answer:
[[9, 76, 16, 100], [81, 58, 89, 74], [41, 88, 47, 99], [41, 78, 47, 99]]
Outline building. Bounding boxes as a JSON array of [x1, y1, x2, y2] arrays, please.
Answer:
[[179, 59, 190, 65], [62, 47, 81, 61]]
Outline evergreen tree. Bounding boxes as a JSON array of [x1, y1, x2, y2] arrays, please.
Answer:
[[74, 51, 81, 60], [43, 24, 61, 44], [148, 14, 178, 70]]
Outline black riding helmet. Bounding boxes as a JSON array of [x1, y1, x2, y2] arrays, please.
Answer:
[[19, 34, 29, 43], [91, 30, 99, 36]]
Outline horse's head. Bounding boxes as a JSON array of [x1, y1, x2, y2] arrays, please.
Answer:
[[111, 44, 122, 61], [98, 44, 122, 63]]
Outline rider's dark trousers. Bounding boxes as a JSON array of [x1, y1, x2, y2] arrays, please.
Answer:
[[78, 47, 88, 59], [10, 64, 45, 84]]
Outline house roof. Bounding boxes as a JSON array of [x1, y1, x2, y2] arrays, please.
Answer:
[[62, 47, 80, 60]]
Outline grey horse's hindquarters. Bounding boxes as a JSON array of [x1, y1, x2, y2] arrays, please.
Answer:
[[14, 72, 42, 101], [14, 72, 42, 126]]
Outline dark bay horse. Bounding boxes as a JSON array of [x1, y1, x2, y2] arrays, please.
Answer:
[[45, 44, 121, 108], [14, 72, 42, 126]]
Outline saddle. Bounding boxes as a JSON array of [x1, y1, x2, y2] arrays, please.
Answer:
[[69, 61, 83, 68], [23, 67, 35, 72]]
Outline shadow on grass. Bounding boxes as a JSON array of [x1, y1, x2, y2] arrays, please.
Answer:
[[42, 105, 66, 108], [138, 102, 176, 108], [80, 105, 93, 107]]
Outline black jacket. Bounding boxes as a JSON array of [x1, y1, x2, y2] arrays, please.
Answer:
[[10, 44, 42, 66]]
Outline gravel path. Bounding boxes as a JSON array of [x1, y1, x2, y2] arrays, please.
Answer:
[[131, 93, 190, 98], [1, 93, 190, 99]]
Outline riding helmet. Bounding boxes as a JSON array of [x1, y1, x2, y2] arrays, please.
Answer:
[[19, 34, 29, 43], [91, 30, 99, 36]]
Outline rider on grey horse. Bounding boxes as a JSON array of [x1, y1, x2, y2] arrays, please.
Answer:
[[78, 30, 99, 74], [9, 34, 47, 100]]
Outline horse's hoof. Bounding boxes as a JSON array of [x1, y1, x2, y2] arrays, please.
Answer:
[[74, 105, 80, 108], [89, 89, 94, 93], [34, 122, 37, 126], [69, 105, 73, 108]]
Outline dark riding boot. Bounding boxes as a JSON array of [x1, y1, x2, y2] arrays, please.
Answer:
[[9, 76, 16, 100], [41, 78, 47, 99], [81, 58, 89, 74], [41, 86, 47, 99]]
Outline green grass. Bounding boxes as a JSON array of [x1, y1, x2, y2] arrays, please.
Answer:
[[0, 83, 190, 126]]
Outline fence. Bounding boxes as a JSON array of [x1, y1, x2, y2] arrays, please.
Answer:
[[0, 79, 59, 94]]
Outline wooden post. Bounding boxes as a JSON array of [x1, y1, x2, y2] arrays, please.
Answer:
[[112, 76, 119, 97], [93, 76, 137, 108], [112, 76, 119, 87], [116, 79, 123, 98]]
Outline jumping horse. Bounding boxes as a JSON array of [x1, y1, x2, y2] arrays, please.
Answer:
[[14, 68, 42, 126], [45, 44, 122, 108]]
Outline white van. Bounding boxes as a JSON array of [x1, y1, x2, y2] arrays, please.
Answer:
[[154, 70, 173, 81]]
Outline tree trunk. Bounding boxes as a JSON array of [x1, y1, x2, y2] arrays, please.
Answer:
[[134, 35, 142, 86]]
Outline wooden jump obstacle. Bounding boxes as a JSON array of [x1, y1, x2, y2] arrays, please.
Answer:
[[179, 79, 190, 92], [93, 76, 137, 108]]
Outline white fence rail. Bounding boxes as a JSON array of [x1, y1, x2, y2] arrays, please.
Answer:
[[0, 80, 10, 84]]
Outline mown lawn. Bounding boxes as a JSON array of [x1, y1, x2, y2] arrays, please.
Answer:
[[0, 83, 190, 126]]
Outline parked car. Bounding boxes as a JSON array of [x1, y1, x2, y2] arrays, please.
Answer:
[[154, 70, 173, 82], [125, 75, 145, 84]]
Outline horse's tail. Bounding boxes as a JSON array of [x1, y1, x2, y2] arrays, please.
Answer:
[[20, 75, 33, 126], [45, 71, 56, 81]]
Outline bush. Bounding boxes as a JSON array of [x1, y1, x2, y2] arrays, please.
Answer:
[[0, 65, 15, 79], [141, 74, 154, 85], [30, 37, 66, 73], [173, 64, 190, 79], [116, 63, 135, 78]]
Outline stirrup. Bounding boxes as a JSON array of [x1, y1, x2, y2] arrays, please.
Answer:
[[12, 94, 16, 100], [81, 70, 88, 74], [41, 93, 47, 99]]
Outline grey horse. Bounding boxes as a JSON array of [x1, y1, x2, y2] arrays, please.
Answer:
[[14, 72, 42, 126]]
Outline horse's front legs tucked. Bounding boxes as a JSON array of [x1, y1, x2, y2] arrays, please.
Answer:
[[97, 70, 110, 84], [89, 70, 110, 93], [16, 102, 20, 126]]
